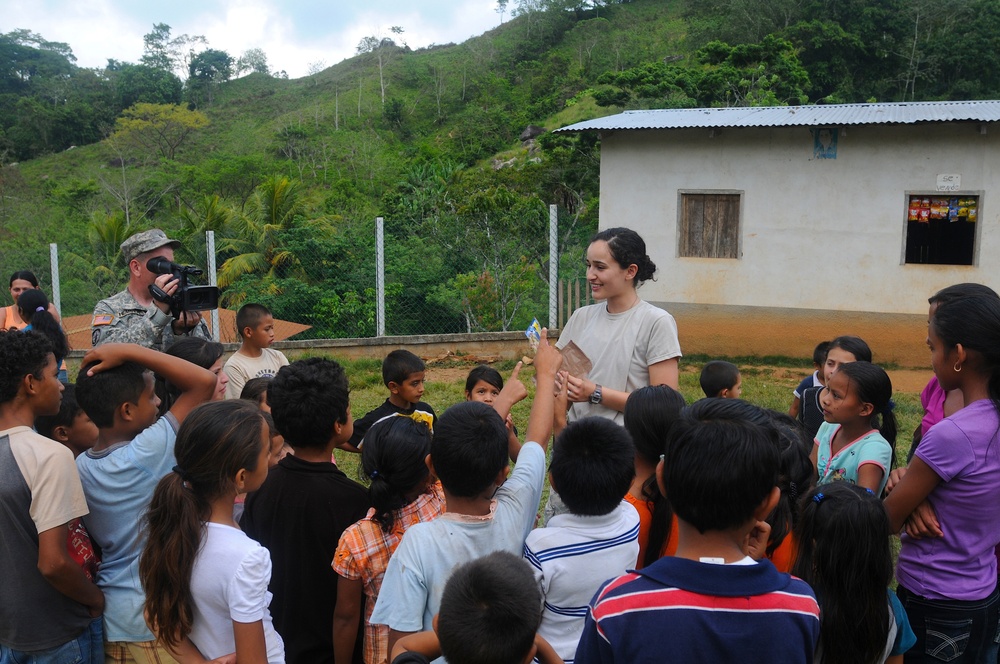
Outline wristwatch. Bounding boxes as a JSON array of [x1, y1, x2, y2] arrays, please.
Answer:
[[589, 384, 603, 405]]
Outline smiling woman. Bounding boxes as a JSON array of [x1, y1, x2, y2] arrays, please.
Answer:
[[555, 227, 682, 424]]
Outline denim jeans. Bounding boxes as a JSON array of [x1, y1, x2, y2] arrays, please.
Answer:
[[897, 583, 1000, 663], [0, 619, 103, 664]]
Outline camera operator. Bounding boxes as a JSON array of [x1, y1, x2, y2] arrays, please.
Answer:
[[91, 229, 210, 351]]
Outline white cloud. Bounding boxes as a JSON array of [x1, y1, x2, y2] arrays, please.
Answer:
[[1, 0, 502, 78]]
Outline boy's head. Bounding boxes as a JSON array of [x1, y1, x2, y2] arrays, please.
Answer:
[[430, 401, 508, 498], [240, 377, 272, 411], [76, 361, 159, 432], [550, 417, 635, 516], [436, 551, 542, 664], [699, 360, 741, 399], [812, 341, 831, 370], [35, 383, 99, 457], [236, 303, 275, 348], [382, 349, 425, 406], [267, 357, 351, 450], [0, 329, 60, 415], [660, 398, 779, 534]]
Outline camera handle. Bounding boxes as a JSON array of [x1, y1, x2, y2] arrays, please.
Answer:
[[148, 279, 188, 319]]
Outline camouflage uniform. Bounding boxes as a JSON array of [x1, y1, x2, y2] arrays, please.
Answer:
[[91, 288, 210, 351]]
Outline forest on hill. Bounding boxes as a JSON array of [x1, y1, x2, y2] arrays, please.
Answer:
[[2, 0, 998, 337]]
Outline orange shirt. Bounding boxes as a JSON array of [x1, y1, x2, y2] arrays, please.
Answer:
[[623, 492, 680, 568], [768, 531, 800, 573]]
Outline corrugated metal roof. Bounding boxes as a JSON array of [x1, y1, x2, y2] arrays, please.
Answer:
[[554, 100, 1000, 132]]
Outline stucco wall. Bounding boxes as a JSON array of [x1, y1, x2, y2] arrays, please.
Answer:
[[599, 122, 1000, 314]]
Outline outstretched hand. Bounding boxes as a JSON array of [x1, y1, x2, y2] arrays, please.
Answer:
[[533, 328, 561, 378]]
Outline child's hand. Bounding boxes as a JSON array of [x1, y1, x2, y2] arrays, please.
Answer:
[[904, 500, 942, 539], [554, 371, 569, 429], [743, 519, 772, 561], [80, 343, 138, 376], [885, 467, 907, 494], [533, 328, 561, 378], [500, 361, 528, 405]]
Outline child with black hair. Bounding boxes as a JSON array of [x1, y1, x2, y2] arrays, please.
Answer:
[[466, 362, 525, 462], [74, 343, 216, 662], [156, 337, 229, 414], [575, 399, 820, 664], [240, 377, 272, 410], [793, 483, 915, 664], [223, 303, 289, 399], [35, 383, 102, 584], [623, 385, 686, 567], [524, 417, 639, 662], [240, 358, 371, 664], [333, 417, 445, 664], [390, 551, 563, 664], [348, 349, 436, 450], [761, 411, 815, 572], [18, 288, 69, 382], [699, 360, 742, 399], [799, 336, 872, 438], [140, 400, 285, 663], [371, 330, 561, 656], [789, 341, 830, 420], [35, 383, 99, 458], [0, 330, 104, 662], [811, 361, 897, 495]]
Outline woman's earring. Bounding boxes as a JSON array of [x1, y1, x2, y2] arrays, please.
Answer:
[[954, 361, 962, 373]]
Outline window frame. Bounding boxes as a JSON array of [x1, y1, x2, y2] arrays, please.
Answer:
[[676, 189, 744, 259], [900, 190, 984, 267]]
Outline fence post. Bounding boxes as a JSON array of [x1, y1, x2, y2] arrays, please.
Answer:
[[376, 217, 385, 337], [549, 204, 558, 329], [206, 231, 220, 342], [49, 243, 61, 318]]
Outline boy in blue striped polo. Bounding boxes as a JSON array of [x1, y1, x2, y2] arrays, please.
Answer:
[[575, 399, 820, 664], [523, 417, 639, 663]]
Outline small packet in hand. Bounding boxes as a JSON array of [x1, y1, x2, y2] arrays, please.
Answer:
[[525, 318, 542, 351]]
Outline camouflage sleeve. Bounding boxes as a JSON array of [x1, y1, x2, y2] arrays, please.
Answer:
[[91, 298, 172, 349], [161, 316, 213, 350]]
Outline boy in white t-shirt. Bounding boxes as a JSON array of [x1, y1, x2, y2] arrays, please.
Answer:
[[224, 303, 289, 399]]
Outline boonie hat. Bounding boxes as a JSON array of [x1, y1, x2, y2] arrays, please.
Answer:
[[120, 229, 181, 263]]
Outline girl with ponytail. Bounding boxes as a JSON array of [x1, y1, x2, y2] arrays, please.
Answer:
[[17, 288, 68, 380], [333, 416, 444, 664], [140, 400, 284, 663]]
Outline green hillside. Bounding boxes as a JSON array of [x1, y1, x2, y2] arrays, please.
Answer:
[[2, 0, 998, 335]]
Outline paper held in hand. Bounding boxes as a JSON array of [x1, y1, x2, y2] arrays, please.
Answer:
[[559, 341, 592, 377]]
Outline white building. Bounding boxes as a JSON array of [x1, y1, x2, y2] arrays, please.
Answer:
[[558, 101, 1000, 315]]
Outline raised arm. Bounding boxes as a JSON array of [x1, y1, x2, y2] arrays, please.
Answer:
[[524, 329, 560, 453], [81, 343, 216, 424]]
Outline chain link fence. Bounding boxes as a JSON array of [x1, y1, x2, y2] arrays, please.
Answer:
[[24, 223, 588, 348]]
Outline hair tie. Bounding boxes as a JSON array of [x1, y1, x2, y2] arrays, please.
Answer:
[[812, 492, 825, 504], [369, 469, 380, 480], [887, 399, 896, 412], [788, 480, 799, 502], [35, 306, 45, 312], [865, 487, 875, 495], [172, 465, 192, 483]]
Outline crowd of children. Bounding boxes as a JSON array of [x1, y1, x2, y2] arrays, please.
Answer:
[[5, 282, 1000, 664]]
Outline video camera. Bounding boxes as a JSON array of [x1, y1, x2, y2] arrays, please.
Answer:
[[146, 256, 220, 317]]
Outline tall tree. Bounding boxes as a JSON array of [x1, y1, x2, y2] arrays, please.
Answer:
[[187, 48, 233, 106], [140, 23, 208, 78], [111, 102, 209, 160]]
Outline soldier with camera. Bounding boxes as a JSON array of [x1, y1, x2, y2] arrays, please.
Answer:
[[91, 229, 212, 351]]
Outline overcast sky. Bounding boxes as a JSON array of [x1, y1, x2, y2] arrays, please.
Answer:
[[3, 0, 505, 78]]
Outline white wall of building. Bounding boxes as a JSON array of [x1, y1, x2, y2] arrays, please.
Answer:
[[598, 122, 1000, 314]]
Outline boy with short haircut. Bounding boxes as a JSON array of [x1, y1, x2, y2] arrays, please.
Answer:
[[371, 331, 561, 655], [75, 343, 217, 663], [0, 331, 104, 662], [699, 360, 742, 399], [241, 358, 370, 664], [789, 340, 830, 419], [223, 303, 289, 399], [35, 383, 102, 585], [390, 551, 563, 664], [524, 417, 639, 663], [574, 400, 820, 664], [348, 349, 436, 449]]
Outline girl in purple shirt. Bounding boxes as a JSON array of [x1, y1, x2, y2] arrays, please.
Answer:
[[885, 283, 1000, 664]]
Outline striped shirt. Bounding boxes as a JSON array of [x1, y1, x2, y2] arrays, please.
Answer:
[[575, 556, 820, 664], [524, 502, 640, 663]]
